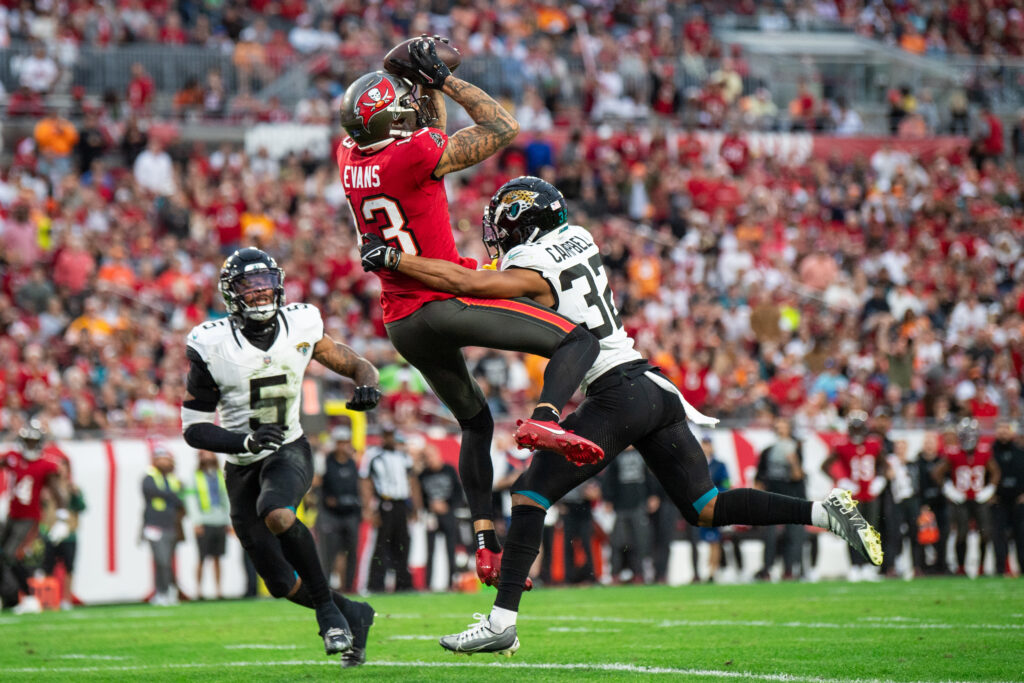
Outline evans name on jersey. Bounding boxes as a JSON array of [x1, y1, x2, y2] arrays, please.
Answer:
[[186, 303, 323, 465], [342, 164, 381, 189]]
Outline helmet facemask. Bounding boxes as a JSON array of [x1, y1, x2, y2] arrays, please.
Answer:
[[221, 269, 283, 324], [18, 423, 45, 461], [481, 178, 567, 260]]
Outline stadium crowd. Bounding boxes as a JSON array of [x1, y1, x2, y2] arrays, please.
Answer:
[[0, 4, 1023, 607]]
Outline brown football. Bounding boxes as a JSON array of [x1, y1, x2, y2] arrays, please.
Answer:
[[383, 36, 461, 77]]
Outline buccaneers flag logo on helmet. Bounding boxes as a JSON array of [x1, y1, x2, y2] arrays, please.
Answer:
[[355, 76, 396, 130]]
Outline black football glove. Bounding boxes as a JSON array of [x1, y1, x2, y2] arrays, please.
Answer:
[[346, 385, 382, 411], [360, 233, 402, 272], [409, 36, 451, 90], [245, 423, 285, 453]]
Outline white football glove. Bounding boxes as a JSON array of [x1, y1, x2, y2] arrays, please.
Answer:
[[49, 509, 71, 544], [868, 476, 888, 498], [976, 484, 996, 504], [838, 478, 860, 495], [943, 481, 967, 504]]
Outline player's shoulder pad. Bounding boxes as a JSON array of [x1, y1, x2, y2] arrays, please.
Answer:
[[280, 302, 325, 339], [187, 318, 234, 356]]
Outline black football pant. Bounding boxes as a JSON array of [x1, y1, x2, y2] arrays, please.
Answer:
[[425, 511, 459, 589], [990, 501, 1023, 575], [368, 499, 412, 592], [952, 500, 991, 572], [386, 296, 597, 523], [315, 510, 360, 592]]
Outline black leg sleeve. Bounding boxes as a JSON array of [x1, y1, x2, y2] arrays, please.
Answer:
[[711, 488, 813, 527], [457, 407, 496, 522], [534, 326, 599, 418], [494, 505, 546, 612], [276, 520, 332, 607]]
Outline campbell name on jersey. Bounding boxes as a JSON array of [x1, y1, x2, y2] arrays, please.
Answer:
[[501, 224, 640, 389], [186, 303, 323, 465]]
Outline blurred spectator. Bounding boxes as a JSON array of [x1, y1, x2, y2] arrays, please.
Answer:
[[971, 102, 1004, 169], [559, 481, 600, 584], [602, 449, 654, 584], [916, 89, 939, 134], [688, 436, 732, 583], [938, 418, 999, 576], [913, 433, 950, 575], [75, 108, 112, 175], [133, 138, 176, 197], [359, 427, 420, 592], [17, 43, 58, 94], [882, 440, 923, 577], [141, 445, 183, 606], [316, 433, 362, 592], [172, 78, 206, 121], [991, 419, 1024, 577], [127, 63, 155, 116], [0, 421, 60, 613], [418, 444, 463, 590], [186, 450, 230, 600], [42, 457, 84, 611], [755, 419, 806, 580], [34, 109, 78, 186]]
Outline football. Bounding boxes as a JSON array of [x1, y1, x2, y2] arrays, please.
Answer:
[[383, 36, 461, 78]]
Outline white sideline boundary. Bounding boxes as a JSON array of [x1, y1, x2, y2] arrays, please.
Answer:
[[3, 658, 1018, 683]]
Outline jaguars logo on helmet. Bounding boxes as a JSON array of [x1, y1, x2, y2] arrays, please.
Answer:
[[483, 176, 569, 259]]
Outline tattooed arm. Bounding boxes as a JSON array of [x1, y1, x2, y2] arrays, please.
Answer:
[[312, 334, 380, 387], [432, 75, 519, 178]]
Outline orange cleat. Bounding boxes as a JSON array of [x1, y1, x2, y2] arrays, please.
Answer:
[[514, 419, 604, 466], [475, 548, 532, 591]]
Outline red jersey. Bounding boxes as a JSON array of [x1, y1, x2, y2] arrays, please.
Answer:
[[336, 129, 477, 322], [942, 442, 993, 500], [3, 450, 58, 521], [833, 438, 882, 502]]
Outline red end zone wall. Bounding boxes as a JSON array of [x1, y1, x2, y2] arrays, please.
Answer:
[[0, 430, 937, 604]]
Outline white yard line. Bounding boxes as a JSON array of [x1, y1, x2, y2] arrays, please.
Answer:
[[504, 614, 1023, 631], [53, 654, 131, 660], [2, 658, 1017, 683]]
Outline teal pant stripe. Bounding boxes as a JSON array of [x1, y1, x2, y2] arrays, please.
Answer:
[[514, 490, 552, 509], [693, 487, 719, 513]]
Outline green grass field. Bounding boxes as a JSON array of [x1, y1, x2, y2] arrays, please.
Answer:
[[2, 579, 1021, 682]]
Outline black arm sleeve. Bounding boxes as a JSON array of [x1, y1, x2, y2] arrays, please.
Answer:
[[183, 423, 249, 454], [182, 346, 248, 454], [184, 347, 221, 411]]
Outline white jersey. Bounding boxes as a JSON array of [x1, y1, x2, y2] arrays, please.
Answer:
[[185, 303, 323, 465], [501, 224, 641, 389]]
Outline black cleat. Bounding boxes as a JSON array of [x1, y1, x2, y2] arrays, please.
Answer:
[[317, 602, 353, 655], [344, 599, 376, 652], [341, 647, 366, 668], [323, 626, 353, 655]]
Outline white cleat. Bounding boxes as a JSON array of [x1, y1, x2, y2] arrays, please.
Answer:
[[13, 595, 43, 614], [439, 613, 520, 657], [822, 488, 884, 566]]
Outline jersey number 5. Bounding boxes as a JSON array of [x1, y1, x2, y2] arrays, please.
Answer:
[[249, 375, 286, 430], [348, 194, 421, 255]]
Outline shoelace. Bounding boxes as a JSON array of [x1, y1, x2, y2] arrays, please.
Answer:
[[325, 627, 347, 639], [455, 613, 492, 644]]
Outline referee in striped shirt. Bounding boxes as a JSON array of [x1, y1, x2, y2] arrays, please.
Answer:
[[359, 426, 422, 592]]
